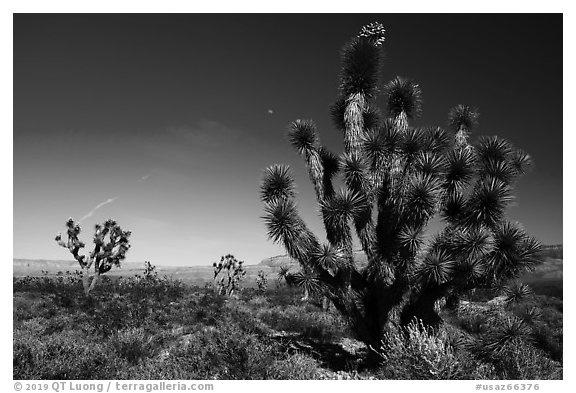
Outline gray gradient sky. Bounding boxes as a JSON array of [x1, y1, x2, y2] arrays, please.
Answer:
[[13, 14, 562, 266]]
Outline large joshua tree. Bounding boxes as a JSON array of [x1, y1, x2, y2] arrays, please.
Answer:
[[55, 218, 131, 295], [259, 22, 541, 349]]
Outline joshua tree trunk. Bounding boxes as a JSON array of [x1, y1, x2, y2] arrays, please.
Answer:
[[444, 292, 461, 310], [81, 267, 100, 296], [301, 286, 309, 301], [400, 284, 447, 328]]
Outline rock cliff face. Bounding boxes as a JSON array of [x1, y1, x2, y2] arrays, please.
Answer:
[[259, 251, 370, 269], [540, 245, 563, 259], [258, 254, 298, 268], [259, 245, 563, 276]]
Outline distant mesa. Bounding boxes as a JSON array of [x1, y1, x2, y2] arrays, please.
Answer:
[[12, 259, 143, 276], [540, 244, 562, 259], [13, 258, 271, 284], [259, 250, 369, 269], [258, 254, 297, 268], [259, 245, 563, 277], [13, 244, 562, 284]]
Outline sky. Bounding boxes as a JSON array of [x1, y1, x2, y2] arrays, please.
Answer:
[[13, 13, 563, 266]]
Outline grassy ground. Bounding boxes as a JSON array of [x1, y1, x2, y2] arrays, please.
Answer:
[[13, 274, 563, 380]]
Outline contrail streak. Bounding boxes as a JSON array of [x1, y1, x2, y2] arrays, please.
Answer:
[[79, 197, 118, 222]]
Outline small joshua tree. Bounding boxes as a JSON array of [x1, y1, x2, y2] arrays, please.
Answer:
[[213, 254, 246, 296], [55, 217, 131, 295], [256, 270, 268, 293], [260, 22, 541, 350], [143, 260, 158, 280]]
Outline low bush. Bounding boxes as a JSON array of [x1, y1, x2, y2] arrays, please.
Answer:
[[374, 321, 494, 380], [256, 305, 349, 342], [267, 353, 323, 379], [13, 274, 562, 380], [13, 330, 126, 379], [118, 325, 280, 379], [110, 327, 156, 365], [472, 339, 562, 380]]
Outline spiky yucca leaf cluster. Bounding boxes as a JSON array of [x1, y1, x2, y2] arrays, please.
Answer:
[[288, 119, 319, 154], [501, 282, 533, 305], [476, 316, 533, 358], [260, 164, 295, 204], [517, 305, 543, 324], [448, 104, 480, 132], [313, 243, 346, 276], [285, 269, 324, 299], [384, 77, 423, 119], [414, 250, 456, 285], [277, 265, 291, 283], [339, 36, 382, 98], [55, 217, 131, 295], [260, 22, 541, 347]]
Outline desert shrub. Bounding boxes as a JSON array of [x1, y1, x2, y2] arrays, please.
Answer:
[[17, 317, 49, 336], [452, 312, 488, 335], [114, 357, 177, 380], [13, 330, 126, 379], [246, 295, 269, 308], [88, 295, 134, 336], [531, 323, 563, 362], [375, 321, 494, 380], [534, 298, 563, 326], [222, 301, 271, 336], [175, 292, 227, 326], [14, 269, 560, 380], [110, 327, 156, 365], [25, 294, 59, 319], [265, 285, 302, 306], [477, 340, 562, 380], [13, 293, 37, 321], [502, 298, 562, 362], [446, 303, 495, 335], [14, 276, 73, 294], [121, 350, 323, 380], [119, 324, 280, 379], [42, 313, 76, 335], [257, 305, 349, 342], [268, 353, 323, 379], [115, 274, 185, 303], [536, 294, 563, 313], [460, 306, 562, 379], [69, 276, 188, 337], [13, 275, 82, 309]]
